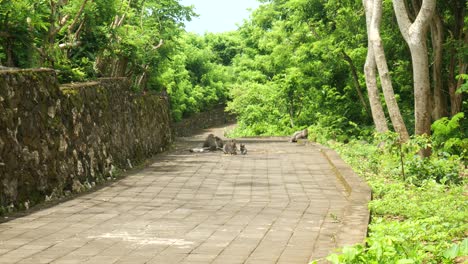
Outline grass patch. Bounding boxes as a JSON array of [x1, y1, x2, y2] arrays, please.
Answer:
[[316, 139, 467, 264]]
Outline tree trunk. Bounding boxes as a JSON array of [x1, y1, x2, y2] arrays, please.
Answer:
[[43, 0, 59, 67], [134, 64, 150, 91], [112, 57, 129, 77], [364, 47, 388, 133], [370, 0, 409, 141], [430, 11, 447, 120], [409, 40, 432, 137], [342, 50, 371, 116], [447, 3, 466, 116], [4, 37, 15, 67], [393, 0, 435, 156], [1, 12, 15, 67], [289, 97, 295, 128], [362, 0, 389, 133], [450, 61, 466, 116]]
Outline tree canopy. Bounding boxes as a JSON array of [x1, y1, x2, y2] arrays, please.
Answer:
[[1, 0, 465, 129]]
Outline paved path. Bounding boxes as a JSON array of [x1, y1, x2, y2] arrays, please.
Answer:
[[0, 126, 370, 264]]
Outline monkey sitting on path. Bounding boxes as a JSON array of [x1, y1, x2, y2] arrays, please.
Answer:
[[189, 134, 224, 152], [203, 133, 224, 150], [223, 140, 238, 155], [290, 128, 308, 143], [240, 144, 247, 155]]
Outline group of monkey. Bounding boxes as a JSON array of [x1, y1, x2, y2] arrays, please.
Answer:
[[188, 128, 308, 155], [189, 134, 247, 155]]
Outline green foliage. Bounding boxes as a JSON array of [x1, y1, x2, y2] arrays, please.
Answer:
[[157, 33, 232, 121], [456, 74, 468, 94], [431, 113, 468, 160], [443, 238, 468, 260], [321, 138, 467, 264], [227, 81, 290, 136], [0, 0, 195, 83], [404, 155, 463, 185], [374, 131, 464, 185], [226, 0, 372, 137]]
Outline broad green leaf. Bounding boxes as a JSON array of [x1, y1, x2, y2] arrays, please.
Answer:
[[443, 244, 459, 259]]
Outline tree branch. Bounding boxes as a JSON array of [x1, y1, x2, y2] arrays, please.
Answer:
[[341, 50, 370, 115], [73, 19, 86, 41], [114, 0, 133, 28], [68, 0, 89, 34], [392, 0, 412, 41], [412, 0, 435, 33], [152, 39, 164, 50], [369, 0, 383, 40]]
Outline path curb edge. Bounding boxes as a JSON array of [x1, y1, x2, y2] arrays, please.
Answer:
[[319, 145, 372, 249]]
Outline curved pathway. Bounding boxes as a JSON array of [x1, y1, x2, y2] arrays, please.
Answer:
[[0, 125, 370, 264]]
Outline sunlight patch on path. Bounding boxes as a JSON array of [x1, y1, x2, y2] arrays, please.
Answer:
[[88, 231, 194, 246]]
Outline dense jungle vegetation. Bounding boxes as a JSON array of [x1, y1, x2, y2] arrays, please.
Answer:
[[1, 0, 467, 263]]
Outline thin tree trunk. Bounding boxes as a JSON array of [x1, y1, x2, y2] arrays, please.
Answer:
[[363, 0, 389, 133], [370, 0, 409, 141], [446, 1, 463, 115], [289, 98, 295, 128], [342, 50, 370, 116], [448, 3, 466, 116], [135, 64, 149, 90], [430, 11, 447, 120], [1, 12, 15, 67], [5, 40, 14, 66], [450, 61, 466, 116], [43, 0, 62, 66]]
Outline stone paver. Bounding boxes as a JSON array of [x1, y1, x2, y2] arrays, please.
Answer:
[[0, 126, 370, 264]]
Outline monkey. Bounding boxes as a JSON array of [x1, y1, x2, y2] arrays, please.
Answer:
[[215, 136, 224, 149], [189, 134, 224, 153], [223, 139, 237, 155], [290, 128, 308, 143], [202, 134, 224, 150], [240, 143, 247, 155]]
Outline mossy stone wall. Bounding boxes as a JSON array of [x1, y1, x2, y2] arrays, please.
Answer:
[[0, 69, 172, 209]]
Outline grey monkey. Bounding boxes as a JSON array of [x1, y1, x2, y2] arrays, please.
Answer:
[[223, 140, 238, 155], [189, 134, 224, 152], [214, 136, 224, 149], [240, 144, 247, 155], [290, 128, 308, 142], [202, 134, 224, 150]]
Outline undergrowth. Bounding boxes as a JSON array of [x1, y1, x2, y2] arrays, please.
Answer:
[[311, 113, 468, 264]]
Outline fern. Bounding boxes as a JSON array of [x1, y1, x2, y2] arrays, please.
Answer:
[[431, 113, 467, 159]]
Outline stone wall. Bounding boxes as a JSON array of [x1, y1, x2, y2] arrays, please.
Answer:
[[172, 105, 235, 137], [0, 69, 172, 209]]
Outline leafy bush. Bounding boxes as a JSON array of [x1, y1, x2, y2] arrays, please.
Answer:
[[373, 131, 464, 185], [317, 139, 467, 264], [431, 113, 467, 162], [404, 155, 463, 185], [55, 59, 90, 83]]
